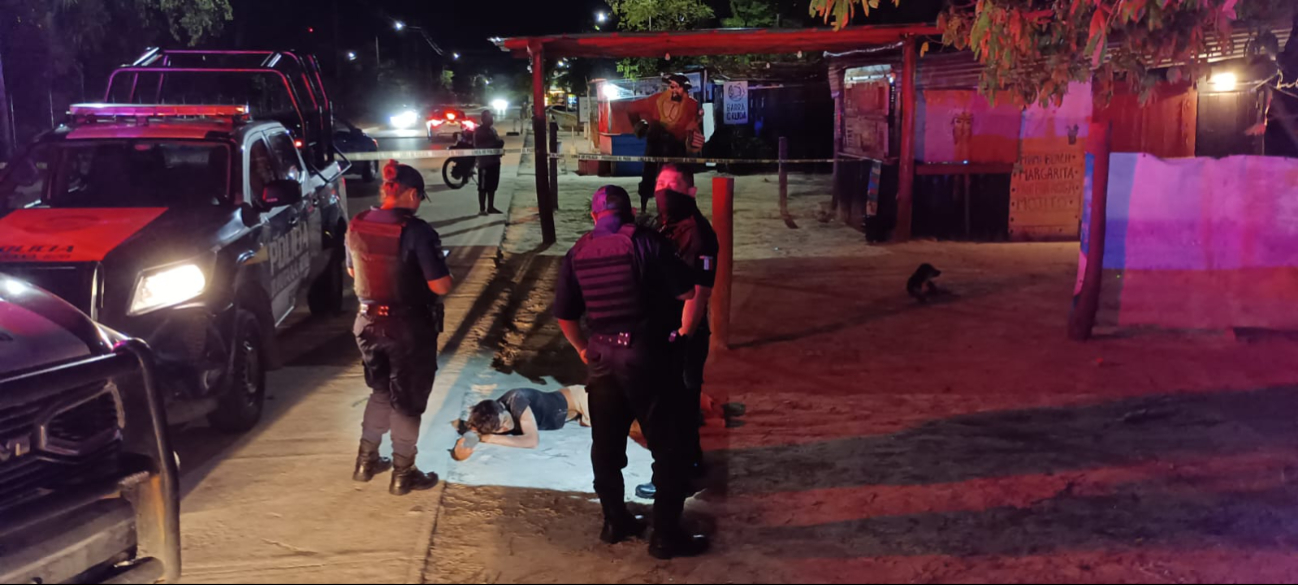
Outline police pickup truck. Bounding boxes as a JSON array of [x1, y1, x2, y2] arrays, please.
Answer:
[[0, 272, 180, 583], [0, 103, 349, 432]]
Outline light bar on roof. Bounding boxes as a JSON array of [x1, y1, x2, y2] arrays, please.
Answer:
[[70, 103, 250, 118]]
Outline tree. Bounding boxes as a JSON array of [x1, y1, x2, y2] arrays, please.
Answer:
[[0, 0, 232, 153], [808, 0, 1295, 106], [608, 0, 716, 77]]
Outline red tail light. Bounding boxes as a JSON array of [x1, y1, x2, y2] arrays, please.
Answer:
[[463, 120, 477, 131], [294, 139, 304, 148], [430, 119, 445, 127]]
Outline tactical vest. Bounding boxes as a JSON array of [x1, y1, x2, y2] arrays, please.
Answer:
[[348, 209, 409, 305], [572, 224, 643, 334]]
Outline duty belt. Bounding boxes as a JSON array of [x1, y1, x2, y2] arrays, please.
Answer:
[[359, 303, 432, 318], [590, 332, 635, 347]]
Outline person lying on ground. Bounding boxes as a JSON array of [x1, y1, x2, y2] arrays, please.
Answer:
[[451, 386, 590, 460]]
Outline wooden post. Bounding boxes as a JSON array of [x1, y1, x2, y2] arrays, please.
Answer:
[[964, 173, 973, 238], [710, 176, 735, 351], [895, 36, 918, 242], [778, 136, 796, 229], [549, 119, 560, 210], [1068, 122, 1112, 341], [831, 70, 844, 221], [530, 42, 556, 244]]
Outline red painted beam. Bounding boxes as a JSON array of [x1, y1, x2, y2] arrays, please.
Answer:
[[494, 25, 940, 59]]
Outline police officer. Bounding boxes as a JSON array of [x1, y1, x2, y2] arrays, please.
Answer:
[[635, 164, 719, 500], [554, 185, 709, 559], [347, 160, 454, 496]]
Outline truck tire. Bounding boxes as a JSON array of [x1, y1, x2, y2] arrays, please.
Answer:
[[308, 248, 345, 316], [208, 309, 266, 433]]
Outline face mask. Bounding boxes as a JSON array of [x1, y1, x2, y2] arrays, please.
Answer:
[[654, 188, 695, 220]]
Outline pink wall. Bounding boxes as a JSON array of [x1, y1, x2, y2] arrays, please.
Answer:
[[1097, 153, 1298, 330]]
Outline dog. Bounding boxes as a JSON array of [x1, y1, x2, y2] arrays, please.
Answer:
[[907, 263, 943, 303]]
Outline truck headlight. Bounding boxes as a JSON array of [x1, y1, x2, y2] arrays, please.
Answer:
[[129, 263, 207, 316]]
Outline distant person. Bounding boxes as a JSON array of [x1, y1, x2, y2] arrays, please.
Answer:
[[473, 109, 505, 216], [450, 386, 591, 461], [626, 75, 704, 214]]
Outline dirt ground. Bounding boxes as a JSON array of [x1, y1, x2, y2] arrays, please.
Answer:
[[424, 169, 1298, 584]]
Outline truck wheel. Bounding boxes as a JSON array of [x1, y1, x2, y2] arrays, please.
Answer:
[[308, 250, 345, 316], [360, 161, 376, 183], [208, 309, 266, 433]]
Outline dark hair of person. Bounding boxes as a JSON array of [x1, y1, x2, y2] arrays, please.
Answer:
[[659, 163, 695, 187], [468, 400, 505, 434]]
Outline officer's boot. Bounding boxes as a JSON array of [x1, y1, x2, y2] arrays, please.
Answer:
[[353, 439, 392, 483], [390, 454, 439, 496], [599, 502, 646, 545], [648, 530, 710, 560]]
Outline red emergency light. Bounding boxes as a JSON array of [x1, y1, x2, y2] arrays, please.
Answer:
[[446, 112, 457, 120], [71, 103, 250, 119]]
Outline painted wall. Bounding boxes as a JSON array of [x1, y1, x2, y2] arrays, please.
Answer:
[[1093, 153, 1298, 330]]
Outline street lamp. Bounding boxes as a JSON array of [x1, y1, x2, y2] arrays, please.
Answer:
[[347, 51, 357, 61], [453, 52, 460, 60], [394, 20, 405, 31], [596, 11, 606, 23]]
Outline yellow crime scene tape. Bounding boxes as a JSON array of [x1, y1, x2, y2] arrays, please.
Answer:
[[341, 149, 838, 165]]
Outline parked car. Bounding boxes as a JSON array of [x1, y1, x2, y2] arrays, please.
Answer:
[[0, 272, 181, 584], [333, 117, 379, 182]]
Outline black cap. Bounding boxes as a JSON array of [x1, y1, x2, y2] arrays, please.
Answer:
[[591, 184, 633, 216], [665, 74, 692, 89], [383, 159, 427, 200]]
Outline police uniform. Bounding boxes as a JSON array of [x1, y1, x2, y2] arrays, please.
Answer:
[[346, 163, 449, 495], [554, 185, 708, 558], [656, 188, 719, 467]]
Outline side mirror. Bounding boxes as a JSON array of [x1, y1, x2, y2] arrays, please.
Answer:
[[258, 179, 303, 210]]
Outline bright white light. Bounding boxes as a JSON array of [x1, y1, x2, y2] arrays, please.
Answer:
[[130, 264, 206, 316], [394, 21, 406, 31], [347, 51, 357, 61], [1210, 72, 1238, 92], [596, 11, 606, 23], [491, 98, 509, 115], [453, 52, 460, 60], [601, 84, 622, 101], [390, 110, 418, 129], [3, 278, 28, 297]]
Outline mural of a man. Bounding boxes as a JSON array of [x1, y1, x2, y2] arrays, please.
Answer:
[[626, 74, 704, 213]]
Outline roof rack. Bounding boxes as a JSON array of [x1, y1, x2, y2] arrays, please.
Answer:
[[70, 103, 252, 123]]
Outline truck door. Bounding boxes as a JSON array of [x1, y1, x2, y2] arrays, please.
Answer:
[[246, 134, 297, 323], [266, 130, 327, 285]]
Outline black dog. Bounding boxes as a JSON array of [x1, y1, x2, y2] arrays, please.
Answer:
[[907, 263, 943, 303]]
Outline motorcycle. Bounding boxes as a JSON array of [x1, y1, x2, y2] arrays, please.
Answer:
[[442, 129, 477, 190]]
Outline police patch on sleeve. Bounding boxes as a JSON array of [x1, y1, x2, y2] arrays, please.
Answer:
[[700, 255, 716, 272]]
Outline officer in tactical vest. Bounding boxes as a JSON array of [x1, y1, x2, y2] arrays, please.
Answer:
[[347, 160, 454, 496], [554, 185, 710, 559]]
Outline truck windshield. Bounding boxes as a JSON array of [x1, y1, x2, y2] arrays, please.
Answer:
[[4, 141, 230, 210]]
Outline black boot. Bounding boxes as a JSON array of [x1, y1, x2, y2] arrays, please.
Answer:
[[648, 530, 710, 560], [600, 511, 647, 545], [390, 454, 439, 496], [486, 191, 503, 214], [352, 439, 392, 483]]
